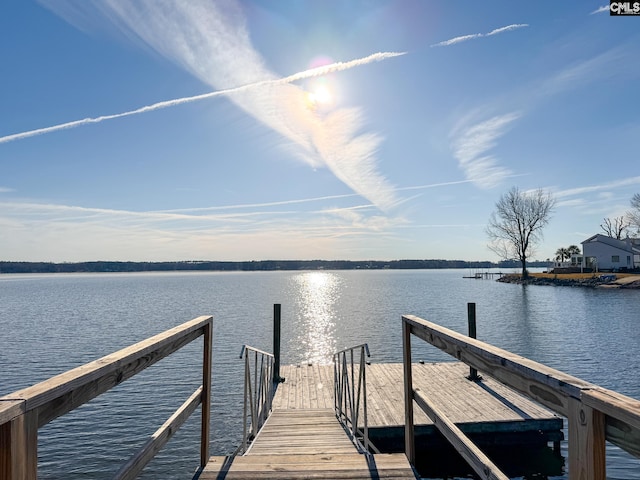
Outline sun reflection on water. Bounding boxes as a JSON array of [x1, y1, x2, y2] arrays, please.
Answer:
[[292, 272, 340, 365]]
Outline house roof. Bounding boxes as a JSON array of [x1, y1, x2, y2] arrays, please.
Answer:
[[582, 234, 640, 254]]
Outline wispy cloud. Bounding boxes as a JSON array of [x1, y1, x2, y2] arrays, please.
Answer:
[[0, 198, 405, 261], [431, 24, 528, 47], [553, 177, 640, 219], [446, 45, 636, 192], [450, 112, 520, 189], [157, 193, 362, 214], [32, 0, 403, 211], [0, 187, 14, 193], [538, 47, 631, 98], [397, 180, 474, 191], [590, 5, 610, 14], [555, 176, 640, 198]]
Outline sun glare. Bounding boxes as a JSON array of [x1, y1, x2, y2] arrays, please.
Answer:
[[305, 84, 334, 111], [311, 86, 332, 105], [303, 55, 337, 112]]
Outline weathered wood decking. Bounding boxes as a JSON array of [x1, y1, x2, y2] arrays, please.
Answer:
[[201, 409, 417, 479], [272, 361, 562, 446], [247, 409, 357, 455], [202, 361, 561, 479], [202, 451, 417, 480]]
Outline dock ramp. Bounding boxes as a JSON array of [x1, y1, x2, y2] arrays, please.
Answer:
[[201, 409, 418, 479]]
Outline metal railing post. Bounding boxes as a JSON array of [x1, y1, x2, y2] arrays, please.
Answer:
[[241, 348, 249, 453], [402, 319, 415, 465], [361, 345, 369, 451]]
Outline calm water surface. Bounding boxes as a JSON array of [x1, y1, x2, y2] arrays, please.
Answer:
[[1, 270, 638, 479]]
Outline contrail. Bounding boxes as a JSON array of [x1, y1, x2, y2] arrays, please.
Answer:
[[0, 51, 405, 145], [431, 24, 528, 47]]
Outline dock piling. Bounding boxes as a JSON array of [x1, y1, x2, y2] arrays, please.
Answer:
[[273, 304, 282, 383], [467, 303, 481, 381]]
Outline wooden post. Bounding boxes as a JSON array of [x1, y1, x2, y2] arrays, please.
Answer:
[[567, 398, 605, 480], [467, 303, 481, 381], [0, 409, 38, 480], [402, 319, 415, 465], [273, 304, 282, 383], [200, 319, 212, 468]]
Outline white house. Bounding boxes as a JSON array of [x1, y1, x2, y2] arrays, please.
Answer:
[[581, 234, 640, 271]]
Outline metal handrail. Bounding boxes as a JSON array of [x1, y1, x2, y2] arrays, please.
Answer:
[[333, 343, 371, 452], [239, 345, 275, 454]]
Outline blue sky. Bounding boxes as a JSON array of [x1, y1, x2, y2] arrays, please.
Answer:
[[1, 1, 639, 262]]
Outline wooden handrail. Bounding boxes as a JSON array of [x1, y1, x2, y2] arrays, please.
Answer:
[[413, 388, 509, 480], [582, 387, 640, 458], [402, 313, 640, 480], [0, 315, 213, 480]]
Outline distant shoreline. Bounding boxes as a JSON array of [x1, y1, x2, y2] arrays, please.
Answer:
[[0, 259, 549, 274]]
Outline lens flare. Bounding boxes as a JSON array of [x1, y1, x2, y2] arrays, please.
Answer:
[[304, 72, 335, 112], [311, 85, 332, 105]]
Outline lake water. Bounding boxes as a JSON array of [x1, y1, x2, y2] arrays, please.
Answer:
[[1, 269, 638, 479]]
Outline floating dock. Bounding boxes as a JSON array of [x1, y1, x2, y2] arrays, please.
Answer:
[[271, 361, 563, 451], [463, 271, 504, 279], [201, 360, 562, 479]]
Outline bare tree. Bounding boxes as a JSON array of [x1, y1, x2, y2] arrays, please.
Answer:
[[627, 193, 640, 236], [487, 187, 556, 278], [600, 216, 629, 239]]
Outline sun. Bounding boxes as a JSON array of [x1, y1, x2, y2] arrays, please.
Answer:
[[305, 83, 334, 111], [310, 85, 332, 105]]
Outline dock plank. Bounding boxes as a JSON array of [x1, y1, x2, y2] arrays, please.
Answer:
[[247, 409, 356, 455], [276, 365, 334, 409], [202, 453, 418, 479], [201, 409, 418, 479], [272, 362, 562, 434]]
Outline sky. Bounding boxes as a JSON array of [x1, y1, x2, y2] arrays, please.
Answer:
[[1, 1, 639, 263]]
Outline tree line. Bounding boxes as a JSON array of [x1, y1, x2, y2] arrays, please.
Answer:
[[0, 259, 549, 274]]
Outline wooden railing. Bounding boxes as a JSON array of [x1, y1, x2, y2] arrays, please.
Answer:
[[333, 343, 372, 452], [402, 313, 640, 480], [238, 345, 275, 454], [0, 315, 213, 480]]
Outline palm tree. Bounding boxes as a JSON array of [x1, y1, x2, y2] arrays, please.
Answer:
[[567, 245, 581, 257], [555, 247, 569, 262]]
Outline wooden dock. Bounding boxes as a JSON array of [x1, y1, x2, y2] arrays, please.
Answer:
[[463, 271, 504, 279], [201, 361, 561, 479], [3, 312, 640, 479], [201, 409, 418, 479], [272, 361, 563, 449]]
